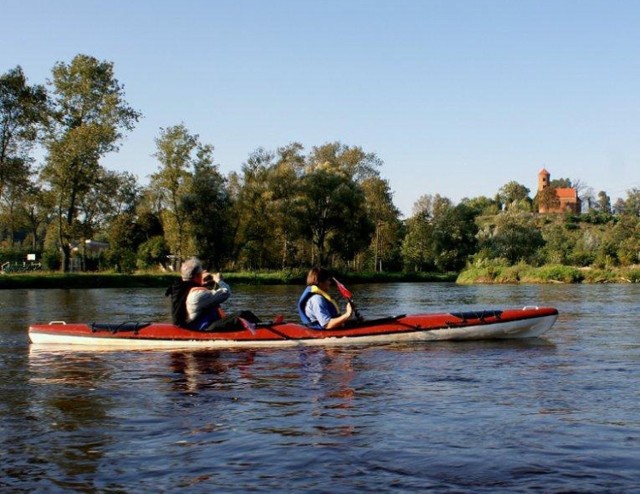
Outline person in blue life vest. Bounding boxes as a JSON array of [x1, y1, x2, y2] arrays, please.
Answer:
[[297, 266, 353, 329], [165, 257, 231, 329]]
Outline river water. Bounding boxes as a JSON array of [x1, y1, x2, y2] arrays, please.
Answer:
[[1, 283, 639, 492]]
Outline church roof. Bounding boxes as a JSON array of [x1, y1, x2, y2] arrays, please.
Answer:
[[556, 188, 578, 199]]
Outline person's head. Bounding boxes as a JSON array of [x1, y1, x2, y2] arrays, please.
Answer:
[[306, 266, 331, 288], [181, 257, 203, 281]]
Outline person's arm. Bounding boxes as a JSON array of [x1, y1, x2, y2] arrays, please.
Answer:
[[204, 272, 231, 304], [325, 302, 353, 329], [306, 296, 352, 329]]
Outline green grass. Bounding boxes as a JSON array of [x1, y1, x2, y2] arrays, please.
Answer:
[[458, 263, 640, 284], [3, 265, 638, 289], [0, 269, 455, 289]]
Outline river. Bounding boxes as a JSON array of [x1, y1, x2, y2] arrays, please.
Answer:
[[1, 283, 639, 492]]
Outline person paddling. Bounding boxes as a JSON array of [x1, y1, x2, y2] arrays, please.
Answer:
[[297, 266, 353, 329]]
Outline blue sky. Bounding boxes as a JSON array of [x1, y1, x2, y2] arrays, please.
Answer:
[[3, 0, 639, 216]]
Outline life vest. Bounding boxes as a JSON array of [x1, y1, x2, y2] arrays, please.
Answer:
[[297, 285, 340, 327]]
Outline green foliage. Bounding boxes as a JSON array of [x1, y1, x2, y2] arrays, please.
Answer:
[[292, 146, 375, 266], [0, 66, 48, 202], [498, 181, 531, 210], [41, 54, 140, 271], [182, 159, 232, 269], [104, 247, 137, 273], [41, 249, 61, 270], [6, 55, 640, 280], [136, 236, 169, 269], [481, 212, 544, 265], [532, 265, 584, 283]]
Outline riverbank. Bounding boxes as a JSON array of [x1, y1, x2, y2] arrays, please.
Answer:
[[3, 265, 638, 289], [0, 270, 456, 289], [457, 263, 640, 284]]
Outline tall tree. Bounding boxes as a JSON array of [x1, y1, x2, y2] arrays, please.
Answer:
[[229, 147, 277, 269], [596, 191, 612, 213], [361, 176, 402, 271], [622, 188, 640, 217], [484, 212, 544, 264], [0, 66, 47, 203], [401, 197, 435, 272], [270, 143, 305, 268], [429, 203, 478, 271], [182, 154, 231, 269], [149, 124, 203, 261], [295, 163, 372, 266], [20, 184, 54, 252], [41, 55, 140, 271]]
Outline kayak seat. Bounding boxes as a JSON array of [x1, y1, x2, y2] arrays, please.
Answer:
[[90, 322, 151, 334]]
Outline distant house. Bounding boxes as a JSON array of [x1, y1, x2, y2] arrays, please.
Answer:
[[537, 168, 581, 214]]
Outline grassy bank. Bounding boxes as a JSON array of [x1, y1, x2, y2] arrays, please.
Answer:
[[7, 264, 637, 289], [457, 263, 640, 284], [0, 270, 457, 289]]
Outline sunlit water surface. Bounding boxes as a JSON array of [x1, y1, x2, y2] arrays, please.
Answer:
[[1, 283, 639, 492]]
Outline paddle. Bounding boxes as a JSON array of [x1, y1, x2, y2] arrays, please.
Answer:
[[332, 277, 364, 321]]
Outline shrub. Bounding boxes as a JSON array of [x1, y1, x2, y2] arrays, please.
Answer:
[[534, 265, 584, 283]]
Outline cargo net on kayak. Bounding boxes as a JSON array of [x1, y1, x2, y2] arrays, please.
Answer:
[[449, 310, 503, 322], [90, 322, 151, 334]]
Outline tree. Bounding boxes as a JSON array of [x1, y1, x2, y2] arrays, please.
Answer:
[[149, 124, 201, 261], [484, 212, 544, 264], [361, 177, 402, 271], [295, 163, 373, 266], [622, 188, 640, 217], [429, 203, 478, 271], [536, 185, 561, 213], [270, 143, 305, 268], [20, 184, 54, 252], [182, 156, 231, 269], [401, 195, 476, 272], [596, 191, 611, 213], [229, 147, 277, 269], [41, 54, 140, 271], [401, 206, 433, 272], [498, 181, 531, 210], [461, 195, 500, 216], [541, 222, 577, 265], [0, 66, 47, 202]]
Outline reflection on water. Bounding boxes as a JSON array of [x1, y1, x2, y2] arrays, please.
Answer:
[[169, 350, 256, 394], [2, 283, 640, 491]]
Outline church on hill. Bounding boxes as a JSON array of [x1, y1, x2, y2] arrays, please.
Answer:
[[536, 168, 581, 214]]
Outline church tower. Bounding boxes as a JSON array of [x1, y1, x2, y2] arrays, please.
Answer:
[[538, 168, 550, 192]]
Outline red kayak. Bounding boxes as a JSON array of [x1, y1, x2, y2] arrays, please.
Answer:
[[28, 306, 558, 349]]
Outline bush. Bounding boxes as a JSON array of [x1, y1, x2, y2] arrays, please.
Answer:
[[41, 250, 61, 271], [137, 236, 169, 269], [533, 265, 584, 283]]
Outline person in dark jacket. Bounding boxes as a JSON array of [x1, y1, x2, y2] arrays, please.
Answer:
[[165, 258, 230, 329]]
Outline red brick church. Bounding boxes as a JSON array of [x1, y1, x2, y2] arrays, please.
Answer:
[[537, 168, 581, 214]]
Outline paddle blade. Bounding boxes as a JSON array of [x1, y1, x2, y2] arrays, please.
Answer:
[[332, 277, 353, 300], [238, 317, 257, 334]]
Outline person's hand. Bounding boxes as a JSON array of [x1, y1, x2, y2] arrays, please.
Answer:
[[345, 302, 354, 318], [212, 272, 222, 283]]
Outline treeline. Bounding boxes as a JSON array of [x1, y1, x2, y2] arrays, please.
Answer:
[[2, 55, 640, 275]]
